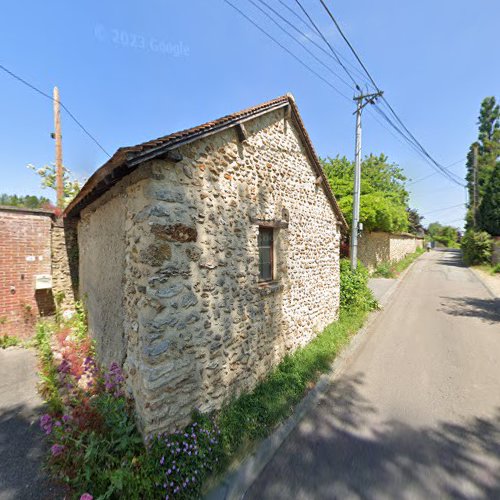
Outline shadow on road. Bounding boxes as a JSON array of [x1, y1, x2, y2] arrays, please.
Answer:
[[439, 296, 500, 324], [0, 403, 63, 500], [249, 373, 500, 499], [435, 248, 466, 268]]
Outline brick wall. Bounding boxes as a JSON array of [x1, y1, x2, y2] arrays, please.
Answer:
[[0, 207, 55, 338]]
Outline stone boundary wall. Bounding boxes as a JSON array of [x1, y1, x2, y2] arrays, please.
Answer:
[[51, 217, 78, 310], [359, 231, 424, 271]]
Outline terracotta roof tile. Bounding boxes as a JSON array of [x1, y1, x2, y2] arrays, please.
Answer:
[[65, 94, 347, 229]]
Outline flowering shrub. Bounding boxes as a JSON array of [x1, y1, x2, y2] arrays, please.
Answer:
[[36, 310, 223, 499], [145, 414, 223, 499]]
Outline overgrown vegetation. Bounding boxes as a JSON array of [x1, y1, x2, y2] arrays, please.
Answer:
[[474, 263, 500, 275], [38, 265, 377, 498], [339, 259, 378, 311], [461, 230, 493, 265], [427, 222, 460, 248], [0, 334, 21, 349], [372, 248, 425, 279], [321, 154, 413, 233]]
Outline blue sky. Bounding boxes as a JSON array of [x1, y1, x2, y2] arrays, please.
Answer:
[[1, 0, 498, 229]]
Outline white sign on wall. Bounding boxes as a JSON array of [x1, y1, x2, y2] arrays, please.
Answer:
[[35, 274, 52, 290]]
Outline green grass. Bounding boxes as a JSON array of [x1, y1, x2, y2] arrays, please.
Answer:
[[372, 247, 425, 279], [0, 334, 21, 349], [473, 263, 500, 276], [217, 306, 369, 462]]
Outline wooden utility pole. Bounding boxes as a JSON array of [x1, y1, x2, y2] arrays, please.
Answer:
[[53, 86, 64, 208], [472, 142, 478, 228], [350, 90, 384, 269]]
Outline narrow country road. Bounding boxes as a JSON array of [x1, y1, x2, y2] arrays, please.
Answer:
[[246, 249, 500, 499]]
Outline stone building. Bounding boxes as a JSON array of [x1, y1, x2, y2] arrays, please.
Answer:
[[65, 94, 347, 433]]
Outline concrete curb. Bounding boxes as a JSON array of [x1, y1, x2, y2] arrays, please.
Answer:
[[468, 267, 498, 299], [205, 257, 422, 500]]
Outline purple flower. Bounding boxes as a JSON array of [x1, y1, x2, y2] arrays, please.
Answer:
[[62, 414, 71, 423], [160, 456, 165, 465], [50, 444, 65, 457], [80, 494, 93, 500], [40, 414, 52, 435]]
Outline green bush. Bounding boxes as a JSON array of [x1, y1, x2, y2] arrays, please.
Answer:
[[461, 230, 493, 265], [0, 334, 20, 349], [340, 259, 378, 311]]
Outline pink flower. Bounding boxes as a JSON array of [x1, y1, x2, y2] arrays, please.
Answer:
[[50, 444, 65, 457], [80, 494, 93, 500]]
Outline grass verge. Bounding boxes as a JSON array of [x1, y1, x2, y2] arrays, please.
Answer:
[[473, 263, 500, 276], [372, 247, 424, 279], [216, 306, 370, 465]]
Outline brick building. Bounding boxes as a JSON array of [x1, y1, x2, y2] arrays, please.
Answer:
[[0, 206, 56, 338]]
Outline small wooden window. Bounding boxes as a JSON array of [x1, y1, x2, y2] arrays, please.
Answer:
[[258, 227, 274, 282]]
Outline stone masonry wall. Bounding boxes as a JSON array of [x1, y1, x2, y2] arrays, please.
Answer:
[[51, 217, 78, 310], [359, 232, 423, 270], [389, 234, 424, 262], [358, 232, 390, 271], [79, 108, 341, 434], [0, 208, 54, 338]]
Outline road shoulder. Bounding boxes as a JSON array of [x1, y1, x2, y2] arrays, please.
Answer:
[[206, 256, 422, 500]]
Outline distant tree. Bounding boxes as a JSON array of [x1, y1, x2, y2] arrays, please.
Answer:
[[465, 96, 500, 229], [407, 208, 425, 235], [27, 163, 82, 208], [322, 154, 409, 233], [477, 162, 500, 235], [427, 222, 460, 247], [0, 193, 52, 209]]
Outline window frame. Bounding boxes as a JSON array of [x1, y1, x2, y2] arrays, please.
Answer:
[[258, 226, 274, 283]]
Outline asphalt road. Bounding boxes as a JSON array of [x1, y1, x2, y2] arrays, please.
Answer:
[[246, 249, 500, 500], [0, 348, 61, 500]]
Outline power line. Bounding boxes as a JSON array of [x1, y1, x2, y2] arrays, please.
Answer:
[[223, 0, 352, 101], [317, 0, 379, 92], [315, 1, 465, 187], [408, 158, 465, 185], [275, 0, 373, 87], [0, 64, 111, 157], [422, 203, 465, 215], [293, 0, 360, 90], [248, 0, 355, 91]]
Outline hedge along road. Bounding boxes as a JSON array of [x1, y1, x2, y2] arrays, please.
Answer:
[[246, 249, 500, 499]]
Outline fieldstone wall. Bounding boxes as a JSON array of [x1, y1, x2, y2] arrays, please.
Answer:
[[359, 231, 423, 270], [358, 232, 390, 271], [51, 217, 78, 310], [78, 108, 342, 434]]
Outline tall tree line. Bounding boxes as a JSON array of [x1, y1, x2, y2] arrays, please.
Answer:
[[466, 97, 500, 235]]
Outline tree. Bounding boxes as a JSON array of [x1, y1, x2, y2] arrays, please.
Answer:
[[0, 193, 52, 209], [321, 153, 410, 233], [477, 162, 500, 235], [407, 208, 425, 235], [427, 222, 460, 247], [27, 163, 81, 208], [465, 97, 500, 229]]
